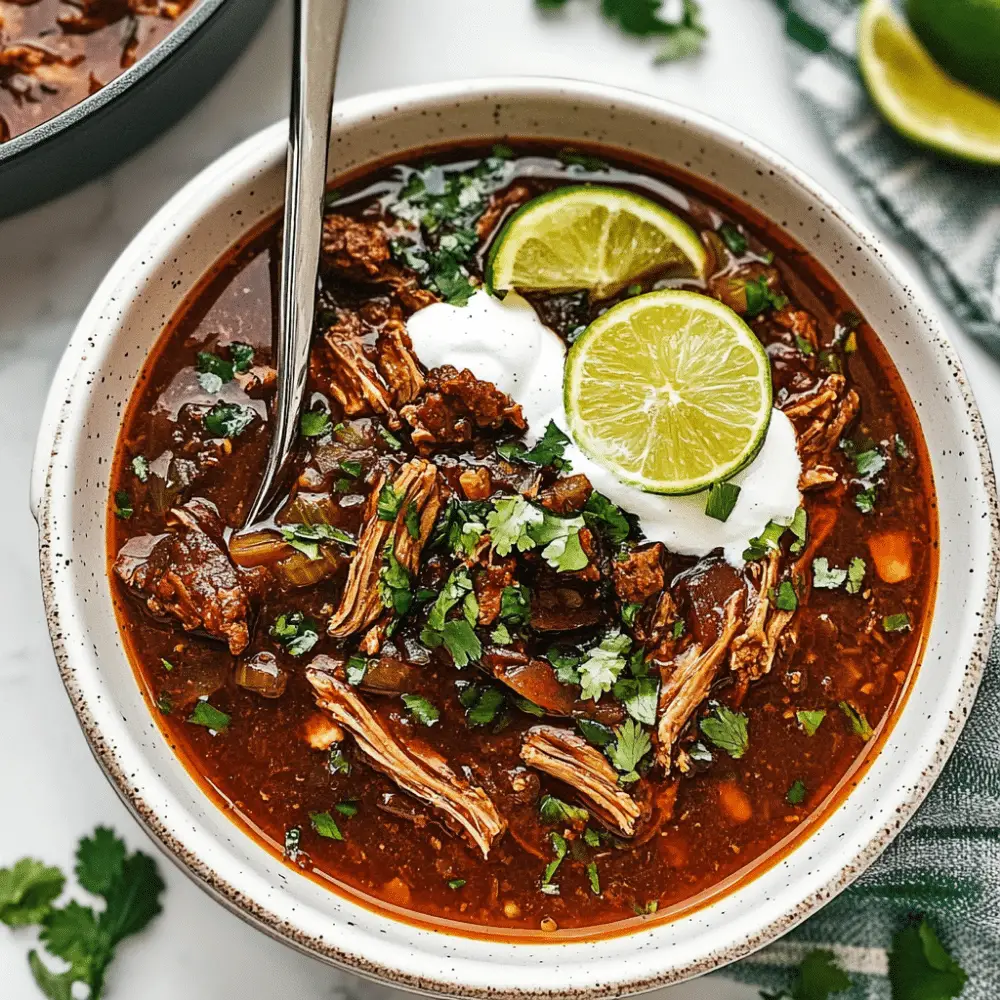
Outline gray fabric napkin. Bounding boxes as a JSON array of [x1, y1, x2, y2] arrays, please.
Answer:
[[720, 2, 1000, 993]]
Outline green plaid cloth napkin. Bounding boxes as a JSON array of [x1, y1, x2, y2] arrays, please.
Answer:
[[719, 3, 1000, 994]]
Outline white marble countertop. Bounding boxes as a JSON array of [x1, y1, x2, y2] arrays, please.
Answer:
[[2, 1, 998, 997]]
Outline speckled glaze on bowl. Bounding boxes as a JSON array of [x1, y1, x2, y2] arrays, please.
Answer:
[[30, 79, 1000, 997]]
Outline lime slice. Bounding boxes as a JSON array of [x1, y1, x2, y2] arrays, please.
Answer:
[[486, 186, 708, 300], [859, 0, 1000, 165], [564, 290, 772, 495]]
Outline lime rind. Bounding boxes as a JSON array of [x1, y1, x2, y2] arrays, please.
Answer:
[[858, 0, 1000, 166], [486, 185, 708, 299], [564, 290, 773, 495]]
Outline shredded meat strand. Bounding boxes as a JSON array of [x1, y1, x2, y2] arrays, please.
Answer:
[[327, 459, 442, 637], [655, 594, 744, 771], [520, 725, 643, 837], [728, 552, 794, 681], [780, 374, 859, 490], [307, 667, 506, 858]]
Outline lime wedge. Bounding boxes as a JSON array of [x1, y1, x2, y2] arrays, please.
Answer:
[[859, 0, 1000, 165], [486, 186, 708, 300], [564, 290, 772, 495]]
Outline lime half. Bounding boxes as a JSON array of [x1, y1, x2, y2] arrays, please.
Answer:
[[859, 0, 1000, 165], [486, 186, 708, 300], [564, 290, 772, 495]]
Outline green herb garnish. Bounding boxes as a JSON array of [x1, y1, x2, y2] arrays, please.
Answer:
[[309, 811, 343, 841], [113, 490, 133, 520], [884, 613, 912, 633], [786, 780, 807, 805], [796, 709, 826, 737], [204, 402, 254, 438], [539, 795, 590, 826], [705, 480, 741, 522], [699, 703, 748, 759], [187, 700, 230, 731], [131, 455, 150, 482], [401, 693, 440, 727], [269, 611, 320, 657], [839, 701, 874, 741], [300, 410, 332, 438]]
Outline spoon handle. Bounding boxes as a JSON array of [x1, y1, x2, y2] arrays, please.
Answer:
[[246, 0, 348, 525]]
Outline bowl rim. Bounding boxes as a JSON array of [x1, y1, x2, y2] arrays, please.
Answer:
[[0, 0, 230, 164], [32, 76, 1000, 997]]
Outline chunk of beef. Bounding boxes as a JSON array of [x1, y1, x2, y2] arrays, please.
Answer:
[[113, 498, 250, 654], [459, 467, 492, 501], [400, 366, 526, 452], [474, 556, 516, 626], [613, 543, 665, 605], [376, 318, 425, 405], [476, 183, 533, 239], [529, 586, 603, 632], [306, 666, 506, 857], [537, 474, 592, 515], [520, 725, 643, 837], [780, 374, 859, 491], [655, 593, 743, 771], [320, 213, 437, 312], [327, 459, 442, 637]]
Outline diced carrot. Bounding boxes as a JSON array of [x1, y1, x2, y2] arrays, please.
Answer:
[[868, 530, 913, 584], [718, 781, 753, 824], [382, 876, 412, 906]]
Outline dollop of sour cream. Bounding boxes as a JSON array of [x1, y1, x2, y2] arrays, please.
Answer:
[[407, 290, 801, 566]]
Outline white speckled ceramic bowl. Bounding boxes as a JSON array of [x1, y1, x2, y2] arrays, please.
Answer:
[[31, 79, 1000, 997]]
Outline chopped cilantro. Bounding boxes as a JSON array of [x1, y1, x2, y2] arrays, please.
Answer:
[[230, 342, 254, 372], [742, 275, 788, 317], [894, 433, 910, 460], [155, 694, 172, 714], [403, 501, 421, 539], [378, 548, 413, 617], [744, 518, 789, 560], [889, 917, 967, 1000], [854, 448, 887, 479], [547, 646, 582, 686], [583, 827, 602, 848], [377, 483, 405, 521], [438, 619, 482, 667], [884, 612, 912, 633], [486, 495, 588, 571], [378, 424, 403, 449], [512, 695, 545, 717], [786, 780, 807, 805], [196, 350, 234, 385], [335, 801, 359, 817], [846, 556, 866, 595], [705, 481, 741, 522], [491, 623, 513, 645], [621, 602, 642, 627], [466, 686, 505, 727], [688, 741, 713, 763], [113, 490, 133, 520], [497, 421, 570, 469], [855, 486, 877, 514], [499, 583, 532, 624], [447, 878, 467, 890], [309, 811, 343, 841], [613, 675, 660, 726], [577, 717, 615, 747], [796, 709, 826, 737], [539, 795, 590, 826], [586, 861, 601, 895], [541, 832, 568, 888], [813, 557, 848, 589], [160, 658, 173, 672], [430, 498, 489, 556], [672, 619, 686, 639], [345, 655, 368, 686], [634, 899, 659, 915], [788, 506, 808, 554], [339, 459, 362, 478], [718, 222, 747, 255], [606, 719, 652, 782], [280, 522, 356, 560], [187, 700, 230, 731], [392, 232, 478, 306], [839, 701, 874, 740], [284, 827, 302, 860], [774, 579, 798, 611], [130, 455, 149, 482], [420, 567, 482, 665], [269, 611, 320, 656], [582, 491, 632, 545], [9, 828, 165, 1000], [699, 703, 749, 758], [764, 948, 851, 999], [204, 401, 254, 438], [401, 693, 440, 727], [557, 149, 611, 172], [300, 410, 332, 438], [328, 747, 350, 775], [578, 631, 632, 702]]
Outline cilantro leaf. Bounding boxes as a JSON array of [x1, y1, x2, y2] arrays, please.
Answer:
[[539, 795, 590, 826], [813, 557, 848, 590], [839, 701, 874, 740], [743, 275, 788, 316], [532, 511, 589, 571], [425, 567, 474, 632], [0, 859, 65, 927], [586, 861, 601, 895], [497, 421, 571, 469], [203, 402, 255, 438], [309, 811, 344, 841], [499, 583, 531, 624], [187, 701, 231, 732], [613, 675, 660, 726], [788, 506, 808, 554], [196, 350, 234, 385], [542, 831, 568, 887], [377, 483, 405, 521], [113, 490, 133, 520], [547, 646, 583, 686], [846, 556, 866, 595], [884, 613, 912, 633], [269, 611, 320, 657], [378, 548, 413, 617], [75, 828, 125, 896], [300, 409, 332, 438], [280, 522, 356, 560], [786, 780, 807, 806], [578, 631, 632, 702], [430, 498, 489, 556], [130, 455, 149, 482], [487, 496, 544, 556], [889, 917, 967, 1000], [466, 686, 505, 727], [774, 579, 798, 611], [699, 703, 749, 758], [583, 491, 631, 545], [577, 718, 616, 747], [606, 719, 652, 780], [439, 619, 482, 667], [402, 693, 440, 726], [796, 709, 826, 737], [705, 481, 741, 522], [718, 222, 747, 255]]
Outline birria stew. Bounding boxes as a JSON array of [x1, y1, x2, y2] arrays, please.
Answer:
[[0, 0, 197, 142], [107, 143, 936, 938]]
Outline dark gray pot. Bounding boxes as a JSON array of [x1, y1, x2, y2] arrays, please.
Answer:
[[0, 0, 277, 220]]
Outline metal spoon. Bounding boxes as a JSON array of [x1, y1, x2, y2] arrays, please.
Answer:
[[244, 0, 349, 526]]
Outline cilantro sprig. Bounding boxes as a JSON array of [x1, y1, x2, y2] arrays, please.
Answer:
[[0, 828, 165, 1000]]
